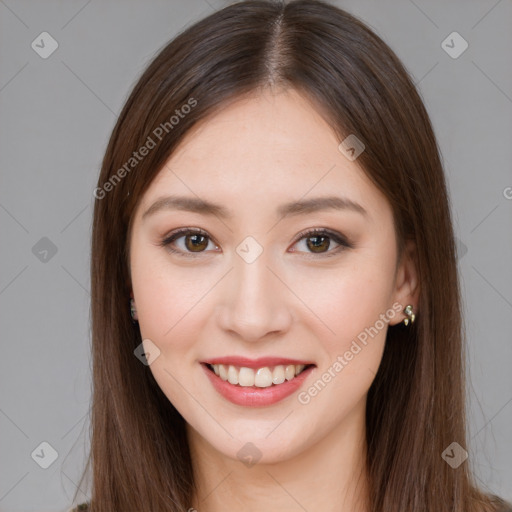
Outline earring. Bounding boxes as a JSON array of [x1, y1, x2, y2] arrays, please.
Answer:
[[403, 304, 415, 326], [130, 298, 138, 322]]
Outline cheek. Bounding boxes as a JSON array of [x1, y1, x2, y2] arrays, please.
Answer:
[[290, 256, 395, 350], [293, 261, 392, 412], [130, 243, 213, 350]]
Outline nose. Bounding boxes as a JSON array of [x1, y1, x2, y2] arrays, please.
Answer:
[[216, 254, 293, 343]]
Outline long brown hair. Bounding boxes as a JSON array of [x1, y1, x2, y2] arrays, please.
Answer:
[[75, 1, 506, 510]]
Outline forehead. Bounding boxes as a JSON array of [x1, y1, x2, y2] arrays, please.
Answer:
[[137, 88, 390, 224]]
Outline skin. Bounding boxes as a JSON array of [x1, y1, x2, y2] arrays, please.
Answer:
[[128, 87, 419, 512]]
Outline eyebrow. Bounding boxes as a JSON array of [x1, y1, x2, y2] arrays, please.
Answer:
[[142, 195, 368, 221]]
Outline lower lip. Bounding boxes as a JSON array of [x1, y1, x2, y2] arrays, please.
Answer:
[[201, 363, 315, 407]]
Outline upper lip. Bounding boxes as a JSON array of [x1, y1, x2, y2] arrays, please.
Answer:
[[202, 356, 315, 369]]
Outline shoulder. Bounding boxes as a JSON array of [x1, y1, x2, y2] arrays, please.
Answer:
[[68, 504, 89, 512]]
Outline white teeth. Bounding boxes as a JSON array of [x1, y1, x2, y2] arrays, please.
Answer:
[[272, 365, 285, 384], [219, 364, 228, 381], [227, 365, 238, 385], [210, 363, 309, 388], [238, 367, 255, 386], [285, 365, 295, 381], [255, 367, 273, 387]]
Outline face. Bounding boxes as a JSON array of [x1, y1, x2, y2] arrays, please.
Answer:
[[128, 88, 417, 464]]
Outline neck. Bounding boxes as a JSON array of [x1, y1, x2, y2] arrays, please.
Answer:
[[187, 401, 370, 512]]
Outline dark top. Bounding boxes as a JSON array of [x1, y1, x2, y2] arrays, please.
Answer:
[[68, 505, 89, 512], [67, 496, 512, 511], [495, 497, 512, 512]]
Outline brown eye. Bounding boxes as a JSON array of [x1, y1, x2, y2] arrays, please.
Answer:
[[184, 233, 209, 252], [306, 235, 331, 253], [291, 228, 352, 257], [160, 228, 217, 256]]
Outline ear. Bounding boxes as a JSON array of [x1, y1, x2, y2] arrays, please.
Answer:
[[388, 238, 420, 326]]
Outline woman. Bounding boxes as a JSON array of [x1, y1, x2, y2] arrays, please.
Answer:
[[70, 1, 511, 510]]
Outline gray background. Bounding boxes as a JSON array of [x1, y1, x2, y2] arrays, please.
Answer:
[[0, 0, 511, 510]]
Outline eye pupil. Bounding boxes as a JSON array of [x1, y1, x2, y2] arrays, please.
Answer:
[[307, 235, 330, 253], [185, 234, 208, 252]]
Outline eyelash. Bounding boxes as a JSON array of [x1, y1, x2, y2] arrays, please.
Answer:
[[158, 227, 353, 259]]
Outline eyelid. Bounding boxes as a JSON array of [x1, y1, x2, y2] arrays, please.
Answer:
[[292, 227, 352, 248], [161, 226, 212, 243]]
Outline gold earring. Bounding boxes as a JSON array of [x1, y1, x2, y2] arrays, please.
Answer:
[[130, 298, 138, 322], [403, 304, 415, 326]]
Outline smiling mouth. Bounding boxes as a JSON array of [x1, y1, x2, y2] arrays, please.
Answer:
[[205, 363, 315, 388]]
